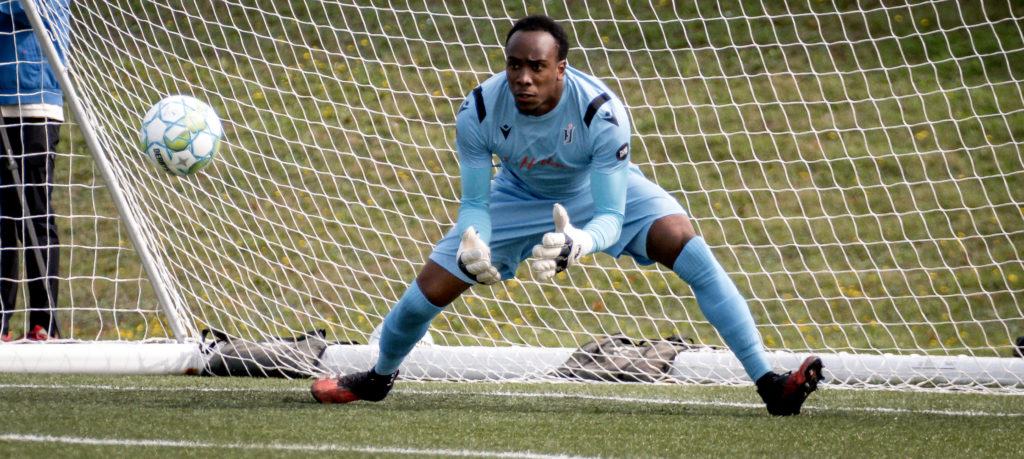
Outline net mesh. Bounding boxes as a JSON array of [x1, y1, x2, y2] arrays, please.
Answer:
[[32, 0, 1024, 389]]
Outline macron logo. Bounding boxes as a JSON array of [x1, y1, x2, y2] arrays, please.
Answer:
[[500, 124, 511, 139]]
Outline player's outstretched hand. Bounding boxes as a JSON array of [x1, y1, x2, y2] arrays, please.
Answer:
[[457, 227, 501, 285], [531, 204, 594, 281]]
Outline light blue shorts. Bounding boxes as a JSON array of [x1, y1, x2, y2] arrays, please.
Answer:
[[429, 166, 687, 284]]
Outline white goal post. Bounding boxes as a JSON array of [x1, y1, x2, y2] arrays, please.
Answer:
[[1, 0, 1022, 392]]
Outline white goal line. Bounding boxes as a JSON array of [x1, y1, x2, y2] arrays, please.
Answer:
[[0, 383, 1020, 418], [0, 433, 588, 459]]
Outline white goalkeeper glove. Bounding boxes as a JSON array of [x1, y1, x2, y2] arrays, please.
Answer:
[[530, 203, 595, 281], [456, 227, 501, 285]]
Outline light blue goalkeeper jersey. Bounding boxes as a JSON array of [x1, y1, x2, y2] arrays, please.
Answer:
[[454, 65, 632, 252]]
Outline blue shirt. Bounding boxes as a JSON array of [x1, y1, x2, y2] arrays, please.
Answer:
[[454, 66, 631, 252], [0, 0, 69, 107]]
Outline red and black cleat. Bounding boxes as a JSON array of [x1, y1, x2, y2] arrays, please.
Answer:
[[24, 325, 57, 341], [756, 356, 824, 416], [311, 369, 399, 404]]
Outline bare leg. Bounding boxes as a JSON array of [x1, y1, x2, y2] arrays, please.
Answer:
[[416, 259, 472, 307]]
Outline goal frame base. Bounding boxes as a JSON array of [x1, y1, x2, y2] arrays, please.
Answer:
[[3, 343, 1020, 391]]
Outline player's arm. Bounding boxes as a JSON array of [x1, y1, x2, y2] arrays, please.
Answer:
[[457, 162, 492, 242], [532, 97, 631, 280], [454, 92, 500, 284], [455, 162, 500, 285], [529, 167, 627, 281], [581, 166, 628, 252]]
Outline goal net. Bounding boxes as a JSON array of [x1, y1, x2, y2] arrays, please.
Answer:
[[4, 0, 1023, 391]]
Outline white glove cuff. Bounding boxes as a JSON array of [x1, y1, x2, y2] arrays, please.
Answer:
[[566, 227, 595, 258]]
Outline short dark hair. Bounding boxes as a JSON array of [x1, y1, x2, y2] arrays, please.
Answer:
[[505, 15, 569, 61]]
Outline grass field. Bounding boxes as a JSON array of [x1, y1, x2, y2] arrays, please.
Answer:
[[2, 4, 1021, 457], [1, 372, 1022, 457]]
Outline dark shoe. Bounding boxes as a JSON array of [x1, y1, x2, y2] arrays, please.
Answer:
[[756, 356, 824, 416], [311, 369, 398, 404]]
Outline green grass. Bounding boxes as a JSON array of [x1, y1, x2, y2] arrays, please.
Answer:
[[1, 373, 1022, 457]]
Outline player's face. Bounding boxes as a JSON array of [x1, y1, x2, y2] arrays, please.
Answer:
[[505, 30, 566, 116]]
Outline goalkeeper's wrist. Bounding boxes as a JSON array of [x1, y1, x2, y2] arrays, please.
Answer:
[[569, 228, 596, 257]]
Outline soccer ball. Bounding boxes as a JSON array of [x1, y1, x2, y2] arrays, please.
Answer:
[[139, 95, 223, 176]]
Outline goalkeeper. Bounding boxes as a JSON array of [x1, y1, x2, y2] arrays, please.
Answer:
[[313, 14, 823, 415]]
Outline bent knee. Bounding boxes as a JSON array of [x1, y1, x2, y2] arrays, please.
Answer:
[[645, 214, 697, 267], [416, 260, 472, 306]]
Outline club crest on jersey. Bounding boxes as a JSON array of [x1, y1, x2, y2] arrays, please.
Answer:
[[563, 123, 574, 144], [500, 124, 512, 139]]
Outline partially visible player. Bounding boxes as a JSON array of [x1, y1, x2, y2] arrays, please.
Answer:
[[0, 0, 70, 342], [313, 15, 822, 415]]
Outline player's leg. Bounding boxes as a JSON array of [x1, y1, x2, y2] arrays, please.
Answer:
[[375, 260, 469, 375], [312, 260, 469, 404], [19, 121, 61, 339], [0, 128, 18, 341], [644, 214, 773, 383], [367, 185, 558, 378], [373, 182, 565, 367], [313, 181, 555, 403], [648, 216, 822, 415], [610, 169, 822, 415]]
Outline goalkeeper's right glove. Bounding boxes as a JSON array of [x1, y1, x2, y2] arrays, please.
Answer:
[[456, 227, 501, 285], [530, 203, 595, 281]]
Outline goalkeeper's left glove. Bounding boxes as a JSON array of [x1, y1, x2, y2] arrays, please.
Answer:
[[530, 203, 594, 281]]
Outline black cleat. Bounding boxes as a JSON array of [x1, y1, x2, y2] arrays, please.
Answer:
[[756, 356, 824, 416], [311, 369, 398, 404]]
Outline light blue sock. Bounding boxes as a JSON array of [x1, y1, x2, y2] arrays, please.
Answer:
[[673, 237, 771, 381], [374, 281, 443, 375]]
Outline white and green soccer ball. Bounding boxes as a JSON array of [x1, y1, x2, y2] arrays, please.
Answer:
[[140, 95, 223, 176]]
